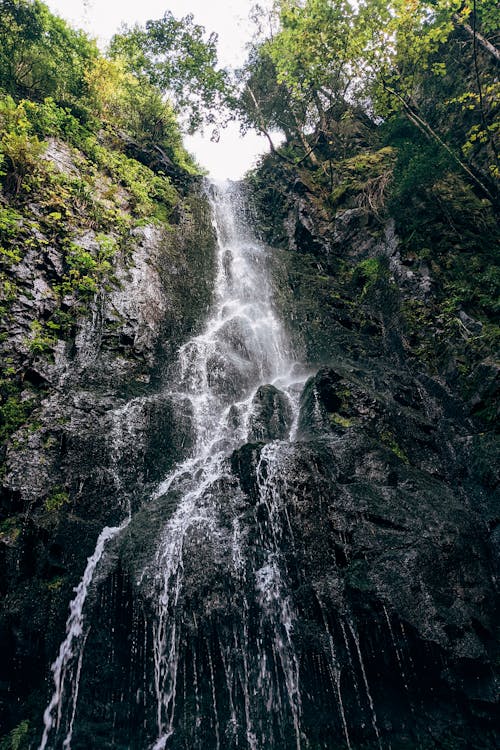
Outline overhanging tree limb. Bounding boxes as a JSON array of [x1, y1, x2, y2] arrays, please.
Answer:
[[471, 0, 497, 160], [245, 83, 292, 162]]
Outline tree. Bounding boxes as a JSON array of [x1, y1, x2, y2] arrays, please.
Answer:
[[237, 1, 362, 166], [266, 0, 359, 127], [0, 0, 98, 106], [109, 11, 233, 135], [239, 0, 498, 190], [359, 0, 499, 189], [237, 44, 311, 160]]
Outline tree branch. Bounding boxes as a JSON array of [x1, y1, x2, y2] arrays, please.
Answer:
[[382, 82, 495, 200], [471, 0, 497, 159], [245, 84, 293, 163], [453, 13, 500, 63]]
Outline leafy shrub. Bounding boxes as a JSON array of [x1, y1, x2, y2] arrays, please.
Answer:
[[351, 257, 388, 299], [26, 320, 56, 355], [0, 97, 47, 195], [22, 96, 84, 143], [0, 387, 34, 444]]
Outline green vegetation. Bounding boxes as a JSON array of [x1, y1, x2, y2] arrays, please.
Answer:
[[0, 381, 34, 444], [329, 413, 355, 429], [46, 576, 64, 591], [0, 719, 29, 750], [0, 516, 22, 544], [109, 11, 232, 135], [380, 429, 409, 463], [239, 1, 498, 193], [0, 1, 229, 449], [243, 0, 498, 418], [351, 258, 389, 300], [44, 488, 69, 513], [26, 320, 56, 355]]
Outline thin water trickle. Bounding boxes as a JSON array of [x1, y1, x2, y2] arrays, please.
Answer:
[[347, 621, 383, 750], [38, 520, 130, 750]]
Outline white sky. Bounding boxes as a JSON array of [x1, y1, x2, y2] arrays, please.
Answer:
[[45, 0, 272, 179]]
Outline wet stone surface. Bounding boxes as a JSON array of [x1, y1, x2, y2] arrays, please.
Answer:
[[0, 178, 498, 750]]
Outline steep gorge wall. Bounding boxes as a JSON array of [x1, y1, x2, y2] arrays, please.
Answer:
[[0, 119, 497, 749], [237, 146, 499, 748], [0, 137, 216, 741]]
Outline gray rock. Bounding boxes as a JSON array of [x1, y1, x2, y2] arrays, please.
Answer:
[[248, 384, 293, 442]]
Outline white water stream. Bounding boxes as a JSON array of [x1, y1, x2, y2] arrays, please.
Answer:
[[38, 519, 130, 750], [147, 181, 308, 749], [38, 181, 310, 749]]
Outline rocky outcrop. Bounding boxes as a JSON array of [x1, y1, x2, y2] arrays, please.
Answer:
[[230, 397, 498, 747], [248, 384, 292, 442], [0, 127, 497, 750], [240, 156, 499, 748]]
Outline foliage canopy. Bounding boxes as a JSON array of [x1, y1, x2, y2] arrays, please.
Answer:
[[238, 0, 499, 190]]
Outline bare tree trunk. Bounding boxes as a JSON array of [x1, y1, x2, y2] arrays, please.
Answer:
[[246, 85, 319, 167], [453, 13, 500, 63], [383, 82, 495, 200], [296, 126, 320, 167], [245, 84, 290, 161]]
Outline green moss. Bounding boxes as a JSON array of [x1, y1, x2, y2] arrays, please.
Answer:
[[47, 576, 65, 591], [0, 517, 22, 545], [0, 720, 30, 750], [380, 429, 409, 463], [44, 489, 70, 513], [329, 413, 355, 428]]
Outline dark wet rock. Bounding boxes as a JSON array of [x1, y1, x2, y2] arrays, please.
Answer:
[[467, 359, 499, 423], [0, 180, 217, 739], [298, 367, 344, 435], [230, 442, 264, 504], [1, 126, 498, 750], [227, 422, 499, 748], [242, 157, 499, 748], [248, 384, 293, 442]]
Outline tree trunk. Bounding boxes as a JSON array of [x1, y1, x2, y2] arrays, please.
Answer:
[[453, 13, 500, 63], [382, 82, 495, 200]]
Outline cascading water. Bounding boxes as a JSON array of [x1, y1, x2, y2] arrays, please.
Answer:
[[142, 181, 308, 749], [38, 181, 386, 750], [40, 185, 305, 750]]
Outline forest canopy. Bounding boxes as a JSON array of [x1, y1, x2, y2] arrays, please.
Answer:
[[237, 0, 499, 194], [0, 0, 231, 166], [0, 0, 498, 196]]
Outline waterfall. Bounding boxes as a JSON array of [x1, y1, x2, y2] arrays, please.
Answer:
[[38, 519, 131, 750], [145, 181, 308, 749], [38, 180, 369, 750]]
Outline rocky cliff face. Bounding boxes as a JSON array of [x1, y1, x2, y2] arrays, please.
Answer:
[[0, 138, 216, 742], [238, 149, 499, 748], [0, 126, 497, 750]]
